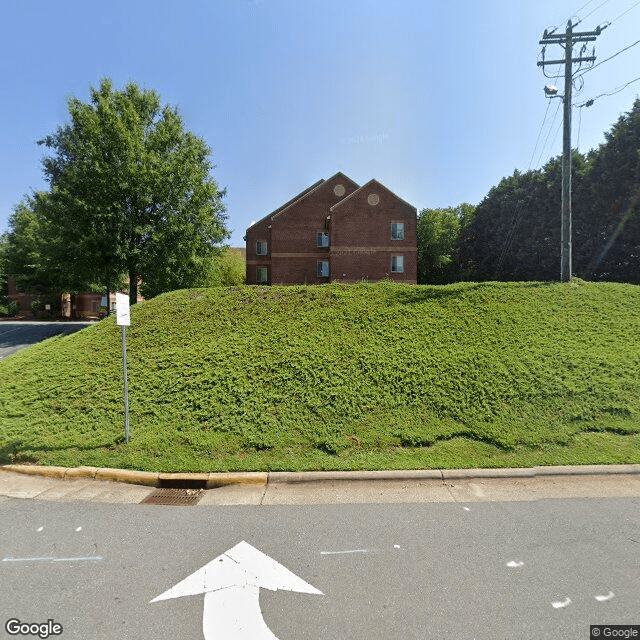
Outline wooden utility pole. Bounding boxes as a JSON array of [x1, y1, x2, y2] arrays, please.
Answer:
[[538, 21, 602, 282]]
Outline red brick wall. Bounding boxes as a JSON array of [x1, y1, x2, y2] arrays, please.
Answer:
[[245, 174, 417, 285], [245, 173, 359, 285], [330, 180, 417, 283]]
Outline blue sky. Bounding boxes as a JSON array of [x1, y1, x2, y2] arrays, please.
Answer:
[[1, 0, 639, 247]]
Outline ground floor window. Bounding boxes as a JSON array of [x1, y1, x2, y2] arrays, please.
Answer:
[[317, 260, 329, 277], [391, 255, 404, 273], [257, 267, 268, 283]]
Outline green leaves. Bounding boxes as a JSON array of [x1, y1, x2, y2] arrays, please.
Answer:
[[1, 281, 639, 471], [33, 77, 229, 303], [458, 98, 640, 283]]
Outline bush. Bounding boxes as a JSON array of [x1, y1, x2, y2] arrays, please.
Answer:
[[30, 299, 44, 316], [6, 300, 19, 317]]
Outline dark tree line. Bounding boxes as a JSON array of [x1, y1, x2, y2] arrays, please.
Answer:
[[454, 98, 640, 283]]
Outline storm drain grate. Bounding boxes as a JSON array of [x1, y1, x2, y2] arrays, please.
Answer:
[[140, 488, 204, 506]]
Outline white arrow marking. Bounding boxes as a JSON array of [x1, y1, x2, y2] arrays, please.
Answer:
[[150, 541, 323, 640], [595, 591, 615, 602], [506, 561, 524, 568], [551, 597, 571, 609]]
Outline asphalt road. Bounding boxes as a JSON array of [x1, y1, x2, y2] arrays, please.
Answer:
[[0, 321, 93, 360], [1, 493, 638, 640]]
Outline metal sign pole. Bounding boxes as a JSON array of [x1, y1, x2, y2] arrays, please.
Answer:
[[116, 291, 131, 443], [122, 324, 130, 443]]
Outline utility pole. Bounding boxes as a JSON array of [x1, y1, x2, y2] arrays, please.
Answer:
[[538, 20, 603, 282]]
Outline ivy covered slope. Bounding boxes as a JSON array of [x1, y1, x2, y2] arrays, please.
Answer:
[[1, 281, 639, 472]]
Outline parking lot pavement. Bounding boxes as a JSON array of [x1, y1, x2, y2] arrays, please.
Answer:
[[0, 321, 93, 359]]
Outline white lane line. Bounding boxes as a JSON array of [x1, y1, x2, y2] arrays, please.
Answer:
[[462, 507, 471, 511], [506, 561, 524, 568], [3, 556, 103, 563], [551, 597, 571, 609], [595, 591, 615, 601], [320, 549, 370, 555], [75, 527, 82, 532], [37, 527, 44, 532]]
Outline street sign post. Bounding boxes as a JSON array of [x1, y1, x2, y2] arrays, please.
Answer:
[[115, 292, 130, 443]]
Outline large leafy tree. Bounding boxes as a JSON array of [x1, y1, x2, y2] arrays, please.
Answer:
[[38, 78, 229, 304], [417, 204, 475, 284]]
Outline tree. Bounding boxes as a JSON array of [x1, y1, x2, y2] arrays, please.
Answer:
[[0, 231, 9, 302], [574, 98, 640, 281], [456, 98, 640, 283], [38, 78, 229, 304], [417, 204, 475, 284], [4, 193, 70, 295], [204, 248, 246, 287]]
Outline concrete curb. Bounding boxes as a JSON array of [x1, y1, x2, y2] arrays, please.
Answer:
[[1, 464, 639, 488], [268, 470, 443, 483], [95, 468, 158, 486]]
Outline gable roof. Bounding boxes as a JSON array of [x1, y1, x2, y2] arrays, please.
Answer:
[[246, 172, 360, 231], [246, 178, 325, 231], [329, 178, 417, 213]]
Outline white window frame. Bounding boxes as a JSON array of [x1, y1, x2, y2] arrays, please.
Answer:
[[316, 231, 330, 247], [317, 260, 329, 277], [391, 222, 405, 240], [256, 241, 268, 256], [391, 255, 404, 273], [256, 267, 268, 283]]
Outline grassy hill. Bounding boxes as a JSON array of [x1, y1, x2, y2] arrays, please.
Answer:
[[1, 280, 639, 472]]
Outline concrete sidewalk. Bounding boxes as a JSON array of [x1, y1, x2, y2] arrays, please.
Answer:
[[2, 463, 640, 506]]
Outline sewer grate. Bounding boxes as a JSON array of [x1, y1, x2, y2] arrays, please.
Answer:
[[140, 488, 204, 506]]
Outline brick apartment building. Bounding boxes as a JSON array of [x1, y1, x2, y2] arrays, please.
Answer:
[[6, 279, 142, 319], [244, 172, 417, 285]]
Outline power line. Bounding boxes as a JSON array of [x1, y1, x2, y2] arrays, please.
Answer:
[[578, 0, 612, 23], [576, 106, 583, 150], [575, 38, 640, 78], [536, 99, 562, 168], [529, 68, 563, 169], [573, 0, 599, 16], [576, 74, 640, 107], [609, 0, 640, 25]]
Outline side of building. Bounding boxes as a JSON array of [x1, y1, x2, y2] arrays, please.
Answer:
[[245, 172, 417, 285]]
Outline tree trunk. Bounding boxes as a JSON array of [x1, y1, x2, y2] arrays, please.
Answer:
[[105, 277, 111, 317], [128, 266, 138, 307]]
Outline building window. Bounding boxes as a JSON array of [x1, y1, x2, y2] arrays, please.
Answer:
[[317, 260, 329, 277], [316, 231, 330, 247], [256, 241, 268, 255], [391, 223, 405, 240], [391, 256, 404, 273], [257, 267, 268, 283]]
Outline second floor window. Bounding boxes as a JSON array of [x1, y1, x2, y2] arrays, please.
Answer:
[[317, 260, 329, 277], [391, 223, 405, 240], [256, 241, 268, 255], [316, 232, 330, 247]]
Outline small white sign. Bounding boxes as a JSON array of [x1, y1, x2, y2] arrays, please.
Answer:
[[115, 292, 130, 326]]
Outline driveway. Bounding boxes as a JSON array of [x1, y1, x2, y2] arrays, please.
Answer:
[[0, 321, 94, 360]]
